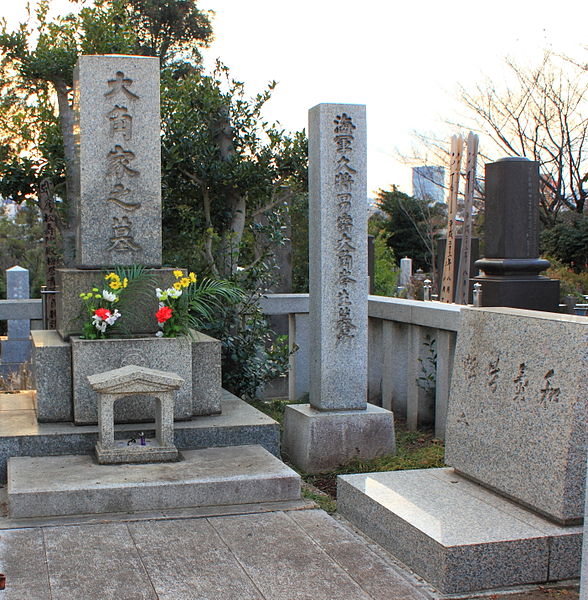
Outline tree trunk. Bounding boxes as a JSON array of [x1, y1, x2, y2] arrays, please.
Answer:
[[53, 78, 78, 267]]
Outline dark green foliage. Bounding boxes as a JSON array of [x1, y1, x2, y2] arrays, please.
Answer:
[[540, 213, 588, 271], [375, 187, 446, 271]]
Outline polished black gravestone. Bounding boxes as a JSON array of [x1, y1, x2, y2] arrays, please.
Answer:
[[472, 157, 559, 312]]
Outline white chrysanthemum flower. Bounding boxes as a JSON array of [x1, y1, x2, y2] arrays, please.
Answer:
[[102, 289, 117, 302], [167, 287, 182, 299], [155, 330, 164, 337], [105, 309, 121, 326], [156, 287, 169, 301]]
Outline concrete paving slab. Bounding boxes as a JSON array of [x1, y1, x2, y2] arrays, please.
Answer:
[[8, 445, 301, 518], [208, 510, 375, 600], [128, 518, 265, 599], [0, 508, 445, 600], [0, 528, 50, 599], [289, 509, 427, 600], [43, 522, 157, 600]]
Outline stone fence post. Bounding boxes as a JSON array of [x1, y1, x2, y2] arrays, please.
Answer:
[[0, 266, 31, 375]]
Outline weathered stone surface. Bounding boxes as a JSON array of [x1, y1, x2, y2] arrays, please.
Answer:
[[209, 511, 377, 600], [90, 365, 181, 464], [0, 528, 52, 599], [55, 267, 178, 338], [338, 468, 580, 594], [581, 457, 588, 600], [282, 403, 395, 473], [191, 330, 222, 415], [308, 103, 368, 411], [71, 335, 192, 424], [445, 306, 588, 524], [0, 391, 281, 483], [88, 364, 184, 392], [1, 266, 31, 366], [31, 330, 73, 422], [128, 519, 266, 600], [74, 55, 162, 268], [7, 445, 300, 518], [44, 523, 157, 599]]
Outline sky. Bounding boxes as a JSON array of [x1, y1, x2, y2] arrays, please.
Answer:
[[4, 0, 588, 196]]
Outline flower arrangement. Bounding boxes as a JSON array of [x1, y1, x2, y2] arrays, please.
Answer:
[[77, 266, 242, 340], [155, 269, 244, 338], [79, 272, 128, 339]]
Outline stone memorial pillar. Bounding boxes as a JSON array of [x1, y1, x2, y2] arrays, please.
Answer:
[[472, 157, 559, 312], [283, 104, 394, 473], [0, 266, 31, 373], [55, 55, 177, 339], [399, 257, 412, 288]]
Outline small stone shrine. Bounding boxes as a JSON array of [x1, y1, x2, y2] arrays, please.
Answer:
[[473, 157, 560, 312], [90, 365, 182, 464], [283, 103, 395, 472]]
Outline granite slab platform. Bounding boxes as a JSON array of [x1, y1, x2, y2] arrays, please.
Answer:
[[0, 390, 280, 483], [8, 445, 300, 518], [337, 467, 582, 594]]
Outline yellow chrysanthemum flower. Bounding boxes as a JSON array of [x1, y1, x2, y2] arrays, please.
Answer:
[[173, 270, 183, 278], [189, 272, 197, 283], [109, 281, 121, 290], [123, 278, 128, 288], [173, 281, 182, 291], [180, 277, 191, 288]]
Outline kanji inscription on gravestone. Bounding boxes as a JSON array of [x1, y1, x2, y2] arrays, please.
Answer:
[[74, 55, 162, 268]]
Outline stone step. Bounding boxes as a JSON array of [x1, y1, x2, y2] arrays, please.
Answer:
[[8, 445, 301, 518], [337, 467, 582, 595]]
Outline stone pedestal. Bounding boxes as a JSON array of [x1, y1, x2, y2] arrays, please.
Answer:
[[33, 329, 223, 425], [283, 403, 395, 473]]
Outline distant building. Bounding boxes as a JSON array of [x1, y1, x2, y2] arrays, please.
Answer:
[[412, 166, 445, 203]]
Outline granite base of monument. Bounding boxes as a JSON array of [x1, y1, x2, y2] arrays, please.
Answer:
[[32, 330, 222, 425], [7, 445, 301, 518], [338, 468, 582, 594], [282, 403, 395, 473], [472, 275, 560, 312]]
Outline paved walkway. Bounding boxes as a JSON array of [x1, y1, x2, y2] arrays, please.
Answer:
[[0, 506, 433, 600]]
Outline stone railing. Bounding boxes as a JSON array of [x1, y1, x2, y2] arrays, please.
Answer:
[[3, 287, 462, 438], [260, 293, 462, 439]]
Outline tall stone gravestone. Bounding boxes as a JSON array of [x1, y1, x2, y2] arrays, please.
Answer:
[[473, 157, 559, 312], [55, 55, 177, 338], [34, 55, 223, 426], [75, 56, 161, 267], [283, 103, 394, 472]]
